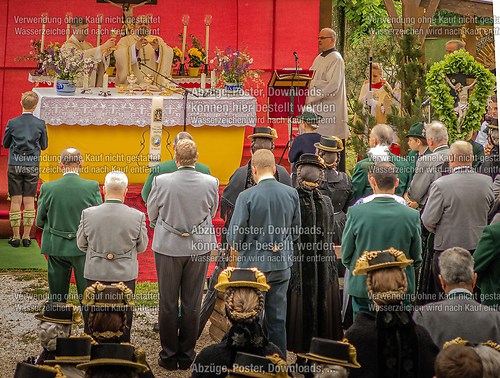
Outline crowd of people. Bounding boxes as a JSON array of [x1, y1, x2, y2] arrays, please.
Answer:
[[3, 22, 500, 378]]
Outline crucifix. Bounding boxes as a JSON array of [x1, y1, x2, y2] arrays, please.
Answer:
[[102, 0, 153, 35]]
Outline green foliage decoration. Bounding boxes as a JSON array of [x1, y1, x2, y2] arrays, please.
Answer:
[[426, 50, 496, 142]]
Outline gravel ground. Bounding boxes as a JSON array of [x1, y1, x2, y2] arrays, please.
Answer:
[[0, 272, 213, 378]]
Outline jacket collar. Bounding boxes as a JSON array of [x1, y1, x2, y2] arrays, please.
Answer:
[[321, 47, 337, 57], [105, 199, 123, 203], [447, 289, 474, 300]]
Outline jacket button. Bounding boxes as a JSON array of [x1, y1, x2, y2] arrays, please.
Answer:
[[67, 233, 73, 239], [106, 253, 114, 260]]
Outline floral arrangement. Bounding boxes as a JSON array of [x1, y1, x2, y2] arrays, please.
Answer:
[[187, 35, 206, 67], [172, 46, 183, 66], [41, 44, 96, 81], [211, 47, 262, 85]]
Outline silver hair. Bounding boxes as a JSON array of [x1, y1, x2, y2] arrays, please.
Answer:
[[474, 345, 500, 378], [173, 131, 193, 146], [438, 247, 474, 285], [371, 124, 394, 146], [38, 322, 71, 351], [104, 171, 128, 192], [425, 121, 449, 144]]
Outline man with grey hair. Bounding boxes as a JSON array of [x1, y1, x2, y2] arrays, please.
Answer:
[[306, 27, 349, 171], [36, 148, 102, 305], [141, 131, 210, 203], [148, 139, 219, 371], [413, 247, 500, 348], [407, 121, 450, 208], [422, 141, 494, 298], [77, 170, 148, 340], [351, 124, 410, 201]]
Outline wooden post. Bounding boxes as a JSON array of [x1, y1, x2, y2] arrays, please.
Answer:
[[319, 0, 333, 30], [465, 21, 477, 58]]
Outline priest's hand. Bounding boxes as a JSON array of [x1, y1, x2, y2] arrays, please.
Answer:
[[135, 37, 148, 50], [101, 37, 116, 51], [149, 37, 159, 51]]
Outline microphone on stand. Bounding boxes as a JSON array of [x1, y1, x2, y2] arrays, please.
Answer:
[[293, 51, 299, 61], [421, 97, 431, 107]]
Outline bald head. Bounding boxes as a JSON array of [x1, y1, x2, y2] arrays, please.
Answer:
[[318, 28, 336, 52], [370, 124, 394, 147], [60, 148, 82, 169], [251, 149, 276, 180], [449, 141, 473, 169]]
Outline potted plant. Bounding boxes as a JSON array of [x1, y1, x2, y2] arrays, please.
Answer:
[[41, 44, 96, 96], [187, 35, 206, 77], [211, 47, 260, 91]]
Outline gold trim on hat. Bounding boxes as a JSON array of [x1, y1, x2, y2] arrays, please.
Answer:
[[215, 267, 270, 292], [352, 247, 413, 276]]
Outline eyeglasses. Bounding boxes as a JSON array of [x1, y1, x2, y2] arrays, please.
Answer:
[[318, 36, 333, 40]]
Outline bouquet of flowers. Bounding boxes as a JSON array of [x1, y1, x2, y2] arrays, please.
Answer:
[[172, 46, 183, 66], [187, 35, 206, 67], [41, 44, 95, 81], [211, 47, 260, 85]]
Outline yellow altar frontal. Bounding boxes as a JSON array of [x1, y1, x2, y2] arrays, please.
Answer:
[[33, 88, 256, 185]]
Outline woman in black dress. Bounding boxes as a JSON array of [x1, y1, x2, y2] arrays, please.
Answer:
[[315, 136, 354, 246], [287, 154, 343, 355], [192, 268, 283, 378], [345, 248, 439, 378]]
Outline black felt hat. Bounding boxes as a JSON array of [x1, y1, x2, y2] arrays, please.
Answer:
[[215, 267, 270, 292], [352, 247, 413, 276], [45, 336, 92, 365], [248, 127, 278, 139], [76, 343, 148, 373], [82, 282, 134, 310], [294, 153, 326, 169], [14, 362, 62, 378], [35, 302, 82, 325], [314, 136, 344, 152], [297, 338, 361, 369]]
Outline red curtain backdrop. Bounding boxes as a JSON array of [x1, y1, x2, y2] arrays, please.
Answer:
[[0, 0, 320, 155]]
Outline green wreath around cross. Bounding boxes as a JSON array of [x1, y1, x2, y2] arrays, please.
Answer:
[[426, 49, 496, 142]]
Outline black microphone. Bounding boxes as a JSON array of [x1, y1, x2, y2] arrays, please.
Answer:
[[293, 51, 299, 60], [137, 57, 142, 66]]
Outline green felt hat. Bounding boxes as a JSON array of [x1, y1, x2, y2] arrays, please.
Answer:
[[406, 122, 426, 140]]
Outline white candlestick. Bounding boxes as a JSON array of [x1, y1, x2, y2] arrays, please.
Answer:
[[83, 74, 90, 90], [201, 73, 206, 89], [97, 24, 101, 46], [210, 70, 216, 87], [41, 23, 46, 52], [103, 73, 109, 89], [181, 25, 187, 64], [205, 25, 209, 65]]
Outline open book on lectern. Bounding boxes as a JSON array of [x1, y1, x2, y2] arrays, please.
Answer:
[[267, 69, 314, 119]]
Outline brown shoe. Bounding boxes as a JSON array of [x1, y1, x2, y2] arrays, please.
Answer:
[[8, 238, 20, 248]]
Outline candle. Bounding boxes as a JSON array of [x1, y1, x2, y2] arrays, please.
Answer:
[[201, 73, 206, 89], [41, 22, 46, 52], [103, 73, 109, 89], [204, 15, 212, 65], [65, 13, 72, 41], [97, 14, 103, 46], [181, 14, 189, 65], [210, 70, 216, 87], [83, 74, 90, 90]]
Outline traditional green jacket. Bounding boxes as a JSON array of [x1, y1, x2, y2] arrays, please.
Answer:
[[351, 153, 410, 201], [474, 222, 500, 307], [342, 197, 422, 299], [141, 159, 211, 202], [36, 173, 102, 257], [469, 139, 485, 169]]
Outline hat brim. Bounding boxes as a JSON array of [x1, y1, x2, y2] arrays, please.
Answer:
[[352, 260, 413, 276], [34, 314, 80, 325], [314, 142, 343, 152], [215, 281, 270, 292], [405, 133, 426, 139], [248, 134, 277, 139], [45, 357, 91, 365], [296, 353, 361, 369], [76, 359, 149, 373], [295, 160, 325, 169]]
